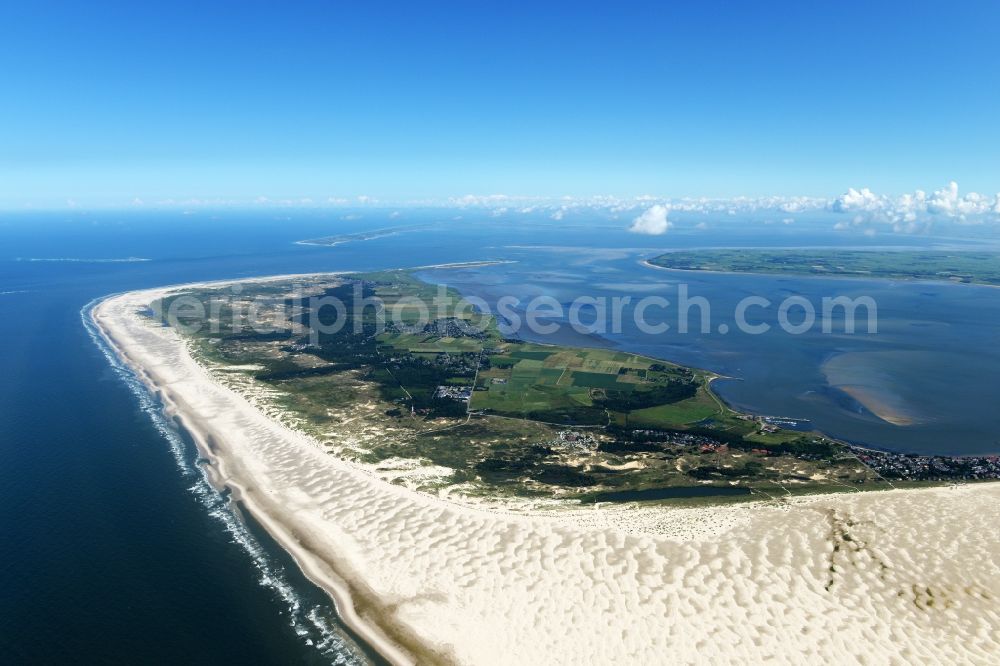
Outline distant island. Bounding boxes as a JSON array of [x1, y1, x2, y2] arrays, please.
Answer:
[[647, 249, 1000, 286], [296, 224, 427, 247]]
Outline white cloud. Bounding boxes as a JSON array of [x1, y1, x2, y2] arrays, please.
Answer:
[[628, 204, 672, 235], [831, 187, 881, 212], [666, 195, 827, 215], [831, 181, 1000, 234], [59, 186, 1000, 230], [779, 198, 817, 213], [450, 194, 512, 207]]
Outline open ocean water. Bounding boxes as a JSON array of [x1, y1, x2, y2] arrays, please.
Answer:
[[1, 209, 997, 662]]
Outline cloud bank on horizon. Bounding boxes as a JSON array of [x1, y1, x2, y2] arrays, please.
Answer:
[[829, 181, 1000, 234], [36, 182, 1000, 237], [619, 181, 1000, 236]]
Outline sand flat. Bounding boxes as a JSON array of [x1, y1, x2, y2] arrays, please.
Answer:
[[821, 351, 925, 427], [93, 284, 1000, 665], [837, 385, 916, 426]]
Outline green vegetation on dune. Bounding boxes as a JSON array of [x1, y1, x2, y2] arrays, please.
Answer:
[[649, 249, 1000, 286], [153, 270, 884, 503]]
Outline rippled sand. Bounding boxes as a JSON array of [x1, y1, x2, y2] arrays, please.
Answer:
[[94, 284, 1000, 665]]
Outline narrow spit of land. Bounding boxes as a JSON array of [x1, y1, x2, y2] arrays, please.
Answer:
[[647, 249, 1000, 286]]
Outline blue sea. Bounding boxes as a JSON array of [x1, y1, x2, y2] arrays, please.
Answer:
[[1, 209, 998, 662]]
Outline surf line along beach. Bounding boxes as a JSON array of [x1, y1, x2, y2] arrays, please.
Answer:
[[91, 277, 1000, 665]]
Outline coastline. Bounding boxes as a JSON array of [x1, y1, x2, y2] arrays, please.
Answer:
[[91, 277, 1000, 665], [639, 257, 1000, 289], [91, 288, 422, 665]]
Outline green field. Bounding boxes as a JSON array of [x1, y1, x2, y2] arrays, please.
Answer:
[[472, 344, 706, 426], [649, 249, 1000, 286], [627, 392, 720, 426]]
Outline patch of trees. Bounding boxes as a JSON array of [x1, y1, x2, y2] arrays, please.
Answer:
[[597, 381, 697, 411], [474, 445, 553, 483], [255, 364, 351, 382], [379, 358, 472, 407], [310, 331, 380, 366], [687, 461, 764, 480], [222, 331, 292, 342], [474, 456, 597, 488], [531, 465, 597, 487], [755, 438, 838, 457], [426, 398, 468, 418]]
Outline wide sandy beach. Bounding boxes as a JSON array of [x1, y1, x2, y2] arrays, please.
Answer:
[[93, 280, 1000, 665]]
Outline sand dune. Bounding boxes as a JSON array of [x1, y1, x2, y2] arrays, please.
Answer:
[[93, 285, 1000, 665]]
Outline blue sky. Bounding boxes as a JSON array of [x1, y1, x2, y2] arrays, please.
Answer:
[[2, 1, 999, 208]]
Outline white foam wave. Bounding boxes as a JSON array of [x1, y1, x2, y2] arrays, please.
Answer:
[[81, 298, 366, 665]]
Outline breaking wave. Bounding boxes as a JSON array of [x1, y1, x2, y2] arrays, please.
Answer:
[[81, 297, 367, 665]]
